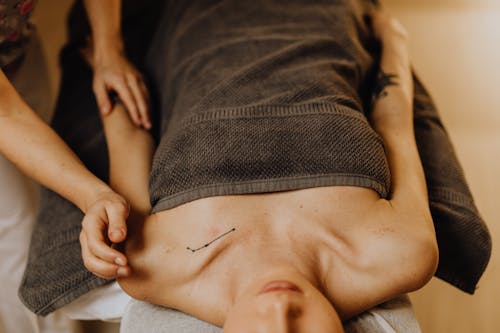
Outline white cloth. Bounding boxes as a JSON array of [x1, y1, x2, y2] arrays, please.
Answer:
[[59, 281, 131, 323], [0, 32, 79, 333]]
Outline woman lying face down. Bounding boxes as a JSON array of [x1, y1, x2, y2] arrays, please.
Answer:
[[79, 10, 438, 332]]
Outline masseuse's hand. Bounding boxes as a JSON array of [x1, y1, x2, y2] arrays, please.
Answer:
[[92, 46, 151, 130], [80, 190, 132, 279]]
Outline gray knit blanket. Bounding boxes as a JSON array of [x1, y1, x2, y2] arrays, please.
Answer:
[[19, 0, 491, 316]]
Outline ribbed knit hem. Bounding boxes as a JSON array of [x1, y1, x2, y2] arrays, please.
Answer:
[[151, 173, 387, 213]]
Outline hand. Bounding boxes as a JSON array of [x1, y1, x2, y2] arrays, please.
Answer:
[[92, 47, 151, 129], [80, 190, 132, 279]]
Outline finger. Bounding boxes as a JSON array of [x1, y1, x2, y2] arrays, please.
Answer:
[[127, 74, 151, 129], [80, 232, 125, 279], [138, 79, 150, 104], [82, 213, 128, 266], [113, 79, 141, 126], [93, 80, 112, 115], [139, 79, 152, 126], [139, 80, 152, 128], [116, 265, 131, 278], [106, 202, 129, 244]]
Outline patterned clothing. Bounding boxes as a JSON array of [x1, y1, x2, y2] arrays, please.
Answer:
[[0, 0, 36, 69]]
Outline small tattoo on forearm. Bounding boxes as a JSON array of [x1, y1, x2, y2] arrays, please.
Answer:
[[373, 70, 399, 100], [186, 227, 236, 253]]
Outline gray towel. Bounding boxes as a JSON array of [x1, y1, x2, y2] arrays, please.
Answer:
[[147, 0, 390, 212], [19, 0, 491, 316], [120, 295, 421, 333]]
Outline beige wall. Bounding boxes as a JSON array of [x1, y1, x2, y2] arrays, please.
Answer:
[[31, 0, 73, 113], [384, 1, 500, 332]]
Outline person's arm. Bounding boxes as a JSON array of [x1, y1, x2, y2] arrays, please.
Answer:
[[345, 11, 438, 315], [369, 12, 428, 215], [82, 101, 154, 279], [83, 0, 151, 129], [101, 102, 153, 216], [81, 101, 153, 279], [0, 69, 130, 279]]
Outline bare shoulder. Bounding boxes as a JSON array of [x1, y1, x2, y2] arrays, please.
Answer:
[[117, 206, 232, 307], [327, 199, 438, 319], [359, 199, 438, 284], [117, 212, 187, 305]]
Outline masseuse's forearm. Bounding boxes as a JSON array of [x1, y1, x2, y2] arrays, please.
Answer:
[[83, 0, 123, 57], [0, 72, 111, 212]]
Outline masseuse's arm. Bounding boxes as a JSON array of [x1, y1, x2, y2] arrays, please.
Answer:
[[83, 0, 151, 129], [0, 69, 130, 279]]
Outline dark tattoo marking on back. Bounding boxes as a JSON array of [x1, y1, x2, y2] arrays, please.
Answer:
[[373, 70, 399, 100], [187, 227, 236, 253]]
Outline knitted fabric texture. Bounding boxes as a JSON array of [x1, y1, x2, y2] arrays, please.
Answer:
[[19, 0, 491, 316]]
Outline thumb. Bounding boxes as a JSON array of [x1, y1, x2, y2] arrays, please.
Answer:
[[106, 201, 130, 243]]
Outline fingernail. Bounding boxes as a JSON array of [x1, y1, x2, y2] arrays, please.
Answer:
[[115, 257, 125, 265], [117, 267, 129, 277], [111, 230, 123, 239]]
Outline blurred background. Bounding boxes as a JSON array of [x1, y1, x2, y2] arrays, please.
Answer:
[[384, 1, 500, 332], [31, 0, 499, 332]]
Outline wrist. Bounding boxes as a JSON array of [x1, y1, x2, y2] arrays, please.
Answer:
[[80, 181, 116, 213], [93, 36, 125, 62]]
